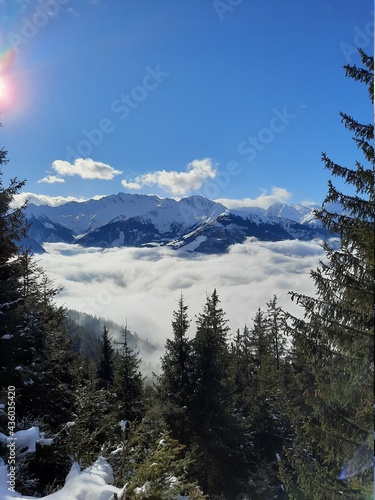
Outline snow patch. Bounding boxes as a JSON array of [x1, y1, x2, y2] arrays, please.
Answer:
[[0, 456, 123, 500], [0, 427, 53, 453], [134, 481, 152, 495]]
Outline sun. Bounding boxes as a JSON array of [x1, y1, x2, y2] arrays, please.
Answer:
[[0, 80, 10, 106], [0, 77, 16, 110]]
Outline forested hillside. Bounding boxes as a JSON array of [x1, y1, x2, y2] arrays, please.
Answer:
[[0, 52, 373, 499], [64, 310, 160, 376]]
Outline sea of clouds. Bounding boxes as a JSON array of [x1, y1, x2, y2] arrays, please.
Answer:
[[38, 237, 335, 351]]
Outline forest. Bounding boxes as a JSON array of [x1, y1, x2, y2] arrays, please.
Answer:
[[0, 52, 373, 499]]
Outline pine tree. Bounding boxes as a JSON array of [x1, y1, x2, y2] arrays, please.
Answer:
[[265, 295, 287, 371], [281, 50, 374, 499], [97, 325, 115, 389], [0, 154, 77, 431], [249, 308, 270, 365], [190, 289, 245, 497], [157, 294, 193, 446], [0, 129, 78, 495], [231, 324, 254, 414], [2, 251, 76, 431], [114, 324, 144, 424], [66, 377, 117, 468], [115, 417, 205, 499], [0, 137, 27, 392], [237, 307, 289, 499]]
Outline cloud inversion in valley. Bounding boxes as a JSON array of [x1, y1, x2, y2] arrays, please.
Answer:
[[39, 237, 332, 348]]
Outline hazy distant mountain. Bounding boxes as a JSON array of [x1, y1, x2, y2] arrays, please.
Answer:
[[64, 309, 160, 375], [25, 192, 329, 254]]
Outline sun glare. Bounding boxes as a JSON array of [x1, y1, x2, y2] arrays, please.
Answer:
[[0, 75, 19, 112], [0, 79, 11, 107], [0, 45, 18, 112]]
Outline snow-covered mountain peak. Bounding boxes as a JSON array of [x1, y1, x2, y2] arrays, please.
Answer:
[[265, 202, 315, 222], [130, 196, 227, 234], [229, 202, 320, 225], [25, 192, 328, 253], [26, 192, 164, 234]]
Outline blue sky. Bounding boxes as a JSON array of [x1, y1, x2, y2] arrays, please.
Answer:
[[0, 0, 373, 207]]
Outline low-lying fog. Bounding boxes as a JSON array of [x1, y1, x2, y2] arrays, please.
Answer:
[[39, 237, 335, 349]]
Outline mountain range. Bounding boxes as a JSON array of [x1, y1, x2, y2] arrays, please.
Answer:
[[23, 192, 330, 254]]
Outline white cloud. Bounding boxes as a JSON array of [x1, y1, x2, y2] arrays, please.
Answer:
[[122, 158, 217, 195], [38, 238, 330, 352], [121, 180, 142, 190], [52, 158, 122, 180], [300, 199, 319, 207], [215, 187, 292, 209], [11, 192, 106, 208], [38, 175, 65, 184]]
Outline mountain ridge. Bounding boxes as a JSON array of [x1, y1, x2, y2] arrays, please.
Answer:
[[24, 192, 329, 254]]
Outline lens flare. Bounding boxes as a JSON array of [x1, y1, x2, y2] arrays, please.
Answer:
[[0, 41, 18, 112], [0, 76, 15, 110], [0, 47, 16, 74]]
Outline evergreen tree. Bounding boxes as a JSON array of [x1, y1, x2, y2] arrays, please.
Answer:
[[157, 294, 193, 445], [97, 325, 115, 389], [0, 129, 78, 495], [0, 141, 76, 428], [114, 324, 144, 423], [248, 308, 270, 365], [3, 251, 76, 428], [231, 324, 253, 414], [265, 295, 287, 371], [281, 50, 374, 499], [67, 377, 117, 468], [113, 415, 205, 499], [237, 308, 289, 499], [190, 289, 245, 497], [0, 137, 27, 392]]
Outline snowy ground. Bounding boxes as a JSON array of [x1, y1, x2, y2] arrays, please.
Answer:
[[0, 427, 124, 499], [0, 457, 123, 500]]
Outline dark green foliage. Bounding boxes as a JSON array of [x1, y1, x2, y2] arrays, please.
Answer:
[[112, 415, 205, 499], [0, 128, 77, 495], [189, 290, 245, 497], [156, 291, 291, 498], [0, 182, 77, 429], [3, 252, 76, 428], [69, 382, 118, 467], [113, 324, 145, 423], [265, 295, 287, 371], [157, 294, 193, 445], [97, 325, 115, 389], [64, 312, 103, 362], [231, 304, 290, 499], [281, 51, 374, 499], [0, 141, 27, 390]]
